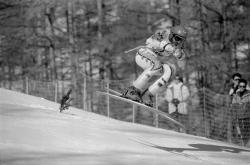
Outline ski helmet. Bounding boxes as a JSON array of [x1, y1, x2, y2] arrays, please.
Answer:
[[169, 25, 188, 46]]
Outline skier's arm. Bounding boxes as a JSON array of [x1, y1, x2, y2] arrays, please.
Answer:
[[145, 30, 168, 51], [146, 37, 161, 49]]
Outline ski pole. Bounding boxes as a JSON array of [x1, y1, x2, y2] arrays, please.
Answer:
[[124, 46, 146, 54]]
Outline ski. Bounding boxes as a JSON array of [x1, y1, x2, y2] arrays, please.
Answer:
[[97, 90, 185, 129]]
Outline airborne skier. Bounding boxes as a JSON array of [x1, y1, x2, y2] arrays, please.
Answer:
[[122, 25, 188, 107]]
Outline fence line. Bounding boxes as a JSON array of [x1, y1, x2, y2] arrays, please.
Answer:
[[1, 77, 249, 147]]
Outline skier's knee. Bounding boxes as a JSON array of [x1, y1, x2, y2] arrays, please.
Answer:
[[162, 64, 173, 81]]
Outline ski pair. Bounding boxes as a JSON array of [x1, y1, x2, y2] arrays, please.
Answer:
[[97, 89, 185, 129]]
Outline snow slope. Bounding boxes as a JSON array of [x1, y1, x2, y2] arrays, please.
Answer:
[[0, 88, 250, 165]]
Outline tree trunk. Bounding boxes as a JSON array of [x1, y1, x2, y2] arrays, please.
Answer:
[[66, 1, 78, 100], [45, 6, 58, 80], [169, 0, 180, 25], [97, 0, 105, 79]]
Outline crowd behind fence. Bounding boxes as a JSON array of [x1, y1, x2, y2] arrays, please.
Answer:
[[1, 77, 249, 147]]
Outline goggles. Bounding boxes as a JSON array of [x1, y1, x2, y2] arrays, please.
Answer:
[[173, 34, 185, 42]]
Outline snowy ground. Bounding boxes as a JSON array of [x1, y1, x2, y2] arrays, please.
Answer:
[[0, 88, 250, 165]]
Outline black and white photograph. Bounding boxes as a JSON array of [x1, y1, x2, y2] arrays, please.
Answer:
[[1, 0, 250, 164]]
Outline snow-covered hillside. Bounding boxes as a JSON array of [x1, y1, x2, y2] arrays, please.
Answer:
[[0, 88, 250, 165]]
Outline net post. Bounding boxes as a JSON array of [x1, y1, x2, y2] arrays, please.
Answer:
[[132, 105, 136, 123], [106, 79, 110, 117], [155, 94, 159, 128], [203, 87, 208, 137], [54, 80, 58, 102], [25, 76, 29, 94], [83, 76, 87, 111]]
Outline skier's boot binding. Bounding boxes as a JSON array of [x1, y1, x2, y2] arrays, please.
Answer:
[[143, 90, 154, 107], [122, 86, 142, 103]]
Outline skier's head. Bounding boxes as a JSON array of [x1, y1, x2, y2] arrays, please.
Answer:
[[169, 25, 188, 47]]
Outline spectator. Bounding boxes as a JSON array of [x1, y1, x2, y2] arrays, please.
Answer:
[[229, 73, 242, 98], [232, 79, 250, 104], [232, 78, 250, 146], [228, 73, 242, 145], [165, 75, 190, 131]]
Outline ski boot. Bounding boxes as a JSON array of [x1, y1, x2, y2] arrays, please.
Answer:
[[122, 86, 143, 103], [142, 90, 155, 107]]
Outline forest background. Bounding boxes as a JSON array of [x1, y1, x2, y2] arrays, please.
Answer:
[[0, 0, 250, 96]]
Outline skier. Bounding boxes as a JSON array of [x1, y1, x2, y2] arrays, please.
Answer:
[[60, 89, 73, 112], [122, 25, 188, 107]]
